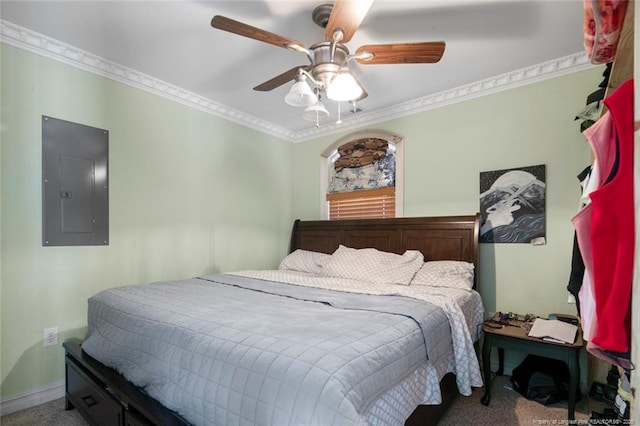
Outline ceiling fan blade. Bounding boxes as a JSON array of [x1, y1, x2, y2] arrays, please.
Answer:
[[325, 0, 374, 43], [211, 15, 306, 50], [355, 42, 446, 64], [253, 66, 310, 92]]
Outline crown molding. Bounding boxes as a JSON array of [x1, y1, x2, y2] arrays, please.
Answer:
[[0, 20, 297, 141], [290, 52, 596, 142], [2, 19, 596, 143]]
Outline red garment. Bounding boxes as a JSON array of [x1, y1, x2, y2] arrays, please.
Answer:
[[589, 78, 634, 352], [572, 113, 617, 343]]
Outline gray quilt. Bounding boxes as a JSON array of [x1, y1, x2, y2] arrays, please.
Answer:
[[82, 274, 451, 426]]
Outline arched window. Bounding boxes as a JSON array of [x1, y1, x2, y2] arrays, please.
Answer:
[[320, 129, 404, 220]]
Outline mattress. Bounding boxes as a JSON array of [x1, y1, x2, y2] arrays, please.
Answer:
[[82, 271, 483, 425]]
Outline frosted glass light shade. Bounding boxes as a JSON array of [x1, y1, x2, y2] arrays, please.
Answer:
[[302, 100, 330, 122], [285, 77, 318, 107], [325, 68, 363, 102]]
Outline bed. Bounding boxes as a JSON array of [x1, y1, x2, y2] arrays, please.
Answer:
[[64, 214, 484, 426]]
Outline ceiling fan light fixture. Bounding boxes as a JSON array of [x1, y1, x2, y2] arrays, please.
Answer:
[[302, 99, 330, 122], [212, 2, 448, 128], [325, 68, 363, 102], [284, 75, 318, 107]]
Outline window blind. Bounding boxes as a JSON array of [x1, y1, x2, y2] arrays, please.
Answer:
[[326, 187, 395, 220]]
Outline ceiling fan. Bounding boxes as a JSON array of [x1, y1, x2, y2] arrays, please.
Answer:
[[210, 0, 445, 122]]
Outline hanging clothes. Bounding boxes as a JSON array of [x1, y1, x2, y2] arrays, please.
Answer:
[[583, 0, 630, 64], [566, 166, 592, 316], [589, 78, 634, 353], [570, 78, 633, 368], [572, 118, 610, 343]]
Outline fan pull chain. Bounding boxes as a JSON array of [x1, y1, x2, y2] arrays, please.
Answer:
[[336, 102, 342, 124]]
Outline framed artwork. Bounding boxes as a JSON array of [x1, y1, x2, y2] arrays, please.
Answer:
[[479, 164, 546, 243]]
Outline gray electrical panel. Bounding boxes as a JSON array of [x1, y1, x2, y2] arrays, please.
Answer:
[[42, 116, 109, 246]]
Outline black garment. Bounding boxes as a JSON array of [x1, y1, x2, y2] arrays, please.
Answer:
[[567, 233, 584, 315], [566, 165, 592, 314]]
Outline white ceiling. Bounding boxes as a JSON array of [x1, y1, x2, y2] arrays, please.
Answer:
[[1, 1, 590, 140]]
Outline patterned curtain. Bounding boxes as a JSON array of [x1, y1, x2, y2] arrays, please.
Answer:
[[328, 138, 396, 194]]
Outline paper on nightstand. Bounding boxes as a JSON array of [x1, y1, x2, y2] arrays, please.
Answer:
[[528, 318, 578, 344]]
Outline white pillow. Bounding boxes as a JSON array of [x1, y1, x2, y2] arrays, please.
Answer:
[[322, 245, 424, 285], [410, 260, 475, 291], [279, 249, 331, 274]]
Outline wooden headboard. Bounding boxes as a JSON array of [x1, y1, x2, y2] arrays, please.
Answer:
[[289, 214, 481, 290]]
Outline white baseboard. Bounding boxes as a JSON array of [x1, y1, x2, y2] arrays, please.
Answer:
[[0, 381, 65, 416]]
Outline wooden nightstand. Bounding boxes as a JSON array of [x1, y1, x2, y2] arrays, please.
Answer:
[[480, 315, 584, 420]]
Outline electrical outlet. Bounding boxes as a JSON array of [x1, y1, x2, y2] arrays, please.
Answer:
[[43, 327, 58, 347]]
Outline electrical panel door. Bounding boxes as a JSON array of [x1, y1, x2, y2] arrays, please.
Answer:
[[42, 116, 109, 246]]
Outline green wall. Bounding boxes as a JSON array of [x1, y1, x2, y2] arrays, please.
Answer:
[[1, 39, 605, 400], [0, 44, 294, 397], [291, 68, 603, 318]]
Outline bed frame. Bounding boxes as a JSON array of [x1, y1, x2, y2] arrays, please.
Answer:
[[291, 214, 481, 425], [64, 214, 481, 426]]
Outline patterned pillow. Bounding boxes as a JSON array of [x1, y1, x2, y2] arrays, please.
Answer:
[[279, 249, 331, 274], [410, 260, 475, 291], [322, 245, 424, 285]]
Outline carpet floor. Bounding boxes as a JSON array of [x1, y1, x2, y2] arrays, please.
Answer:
[[1, 376, 590, 426], [439, 375, 590, 425]]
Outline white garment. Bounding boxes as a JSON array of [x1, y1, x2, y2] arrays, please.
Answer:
[[578, 271, 597, 340], [575, 149, 600, 341]]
